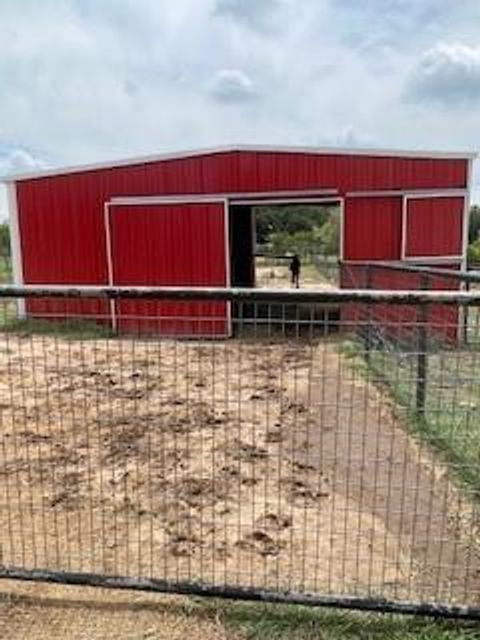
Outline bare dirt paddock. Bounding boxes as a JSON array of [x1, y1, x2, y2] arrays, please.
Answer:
[[0, 331, 479, 609]]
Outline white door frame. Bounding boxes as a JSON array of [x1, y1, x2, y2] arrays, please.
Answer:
[[6, 181, 26, 318], [342, 189, 467, 265], [401, 192, 466, 263], [231, 196, 344, 286]]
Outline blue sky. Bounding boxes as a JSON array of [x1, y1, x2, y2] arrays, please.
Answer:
[[1, 0, 480, 217]]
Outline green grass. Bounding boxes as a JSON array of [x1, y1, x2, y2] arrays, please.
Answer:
[[192, 600, 480, 639], [0, 255, 11, 284], [0, 316, 114, 339], [343, 336, 480, 496]]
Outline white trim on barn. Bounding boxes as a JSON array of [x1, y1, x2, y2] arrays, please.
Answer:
[[103, 202, 117, 331], [462, 158, 474, 271], [230, 194, 343, 286], [339, 197, 345, 262], [346, 188, 468, 198], [223, 198, 232, 337], [109, 189, 338, 206], [6, 181, 26, 318], [459, 158, 474, 340], [232, 196, 340, 206], [401, 195, 408, 263], [1, 144, 476, 182]]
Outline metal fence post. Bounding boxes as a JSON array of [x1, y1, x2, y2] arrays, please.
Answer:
[[463, 279, 470, 345], [364, 265, 373, 364], [416, 275, 430, 418]]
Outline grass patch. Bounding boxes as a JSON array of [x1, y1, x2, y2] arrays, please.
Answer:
[[342, 336, 480, 496], [197, 600, 480, 639], [0, 317, 114, 339]]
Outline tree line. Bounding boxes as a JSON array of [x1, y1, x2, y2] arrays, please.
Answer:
[[254, 204, 339, 258], [468, 205, 480, 264], [0, 222, 10, 257]]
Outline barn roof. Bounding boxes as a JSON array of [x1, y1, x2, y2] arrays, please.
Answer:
[[1, 144, 477, 182]]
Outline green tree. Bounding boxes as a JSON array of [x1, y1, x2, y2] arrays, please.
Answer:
[[0, 223, 10, 257], [469, 205, 480, 243], [315, 213, 339, 256], [254, 205, 332, 244], [468, 239, 480, 264]]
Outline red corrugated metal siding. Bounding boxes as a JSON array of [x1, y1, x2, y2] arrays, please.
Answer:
[[341, 192, 464, 338], [405, 197, 464, 258], [17, 173, 111, 319], [16, 151, 467, 289], [23, 297, 112, 327], [340, 263, 460, 342], [14, 150, 468, 333], [17, 173, 108, 284], [343, 197, 403, 260], [110, 202, 228, 335]]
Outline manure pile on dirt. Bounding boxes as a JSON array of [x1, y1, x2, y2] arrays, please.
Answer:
[[0, 334, 478, 604]]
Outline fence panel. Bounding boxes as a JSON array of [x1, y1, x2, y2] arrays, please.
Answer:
[[1, 286, 480, 619]]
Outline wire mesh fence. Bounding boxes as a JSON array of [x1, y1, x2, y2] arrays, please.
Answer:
[[1, 286, 480, 618]]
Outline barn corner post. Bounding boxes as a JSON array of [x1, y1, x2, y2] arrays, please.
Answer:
[[460, 156, 474, 345], [6, 180, 26, 319]]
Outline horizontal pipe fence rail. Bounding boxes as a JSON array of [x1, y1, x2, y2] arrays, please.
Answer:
[[2, 284, 480, 303], [1, 285, 480, 620], [343, 260, 480, 285], [342, 259, 480, 373]]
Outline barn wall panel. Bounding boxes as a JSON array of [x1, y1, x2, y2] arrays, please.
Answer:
[[343, 197, 403, 261], [17, 173, 111, 319], [340, 263, 460, 342], [110, 202, 228, 336], [405, 197, 464, 258]]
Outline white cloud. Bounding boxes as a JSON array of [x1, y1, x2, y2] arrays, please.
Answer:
[[209, 69, 257, 102], [214, 0, 284, 31], [0, 148, 47, 175], [332, 1, 480, 57], [0, 0, 478, 204], [405, 43, 480, 105], [0, 148, 47, 221], [317, 126, 377, 149]]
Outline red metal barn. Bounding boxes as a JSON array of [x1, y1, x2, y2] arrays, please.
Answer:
[[2, 145, 475, 336]]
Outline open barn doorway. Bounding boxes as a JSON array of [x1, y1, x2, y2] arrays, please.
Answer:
[[229, 200, 341, 290]]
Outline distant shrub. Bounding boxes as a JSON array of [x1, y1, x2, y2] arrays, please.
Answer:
[[468, 238, 480, 265]]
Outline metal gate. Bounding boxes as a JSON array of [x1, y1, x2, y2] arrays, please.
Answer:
[[1, 284, 480, 619]]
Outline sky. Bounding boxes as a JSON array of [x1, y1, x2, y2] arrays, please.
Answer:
[[1, 0, 480, 218]]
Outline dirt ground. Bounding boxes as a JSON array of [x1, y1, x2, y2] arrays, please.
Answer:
[[0, 580, 236, 640], [255, 260, 335, 289], [0, 330, 479, 624]]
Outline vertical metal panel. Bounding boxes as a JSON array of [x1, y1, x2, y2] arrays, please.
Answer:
[[17, 174, 108, 284], [110, 202, 228, 336], [405, 197, 464, 258], [17, 173, 111, 320], [343, 197, 403, 260]]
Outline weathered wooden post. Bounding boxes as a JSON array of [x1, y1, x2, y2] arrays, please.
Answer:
[[416, 274, 430, 418]]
